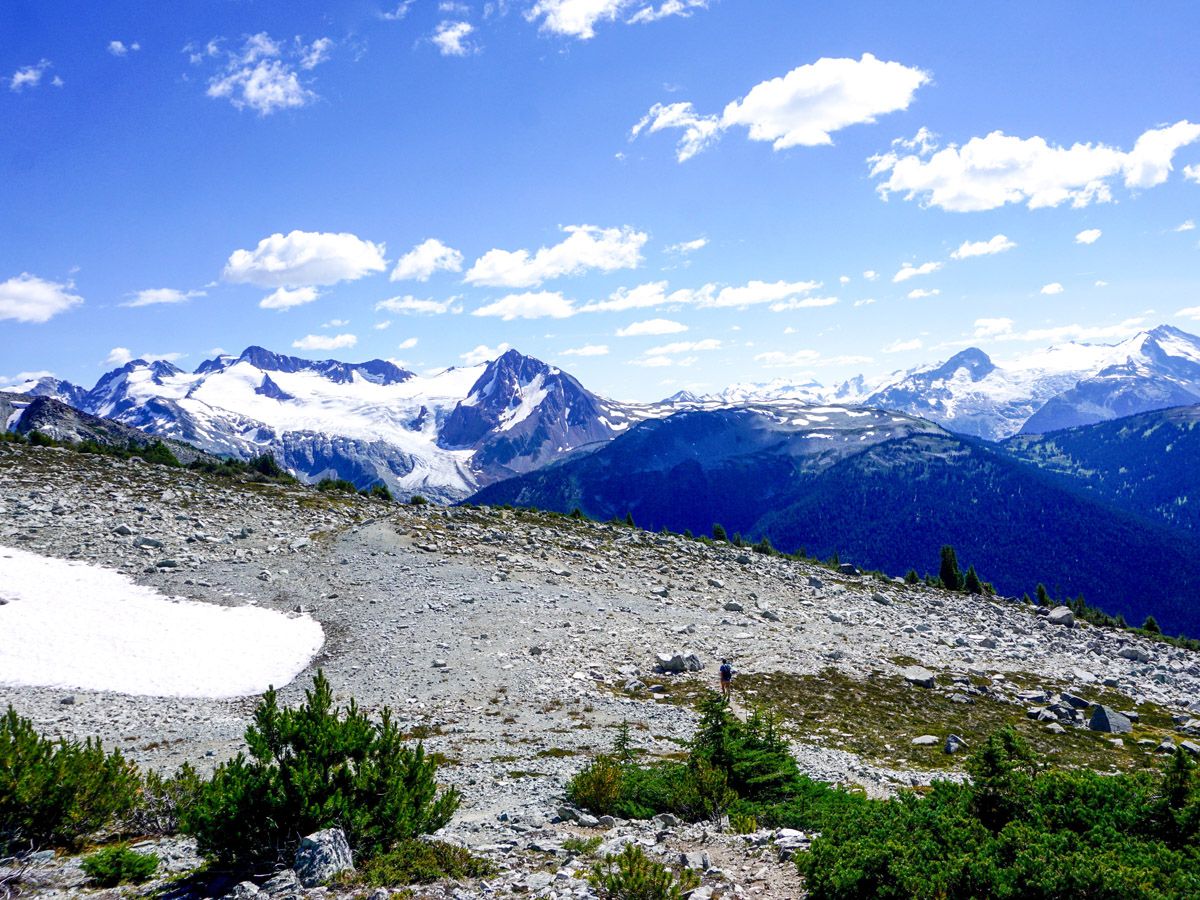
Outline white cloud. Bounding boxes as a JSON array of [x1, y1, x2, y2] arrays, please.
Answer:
[[461, 342, 510, 365], [259, 286, 321, 310], [292, 333, 357, 351], [692, 279, 823, 309], [391, 238, 464, 281], [753, 349, 820, 367], [999, 317, 1146, 345], [615, 317, 687, 336], [527, 0, 626, 39], [768, 296, 839, 312], [465, 225, 647, 288], [0, 370, 56, 388], [375, 295, 461, 315], [397, 337, 419, 350], [893, 261, 942, 283], [205, 33, 331, 115], [373, 320, 391, 330], [432, 21, 476, 56], [950, 234, 1016, 259], [1075, 228, 1102, 245], [382, 1, 416, 21], [1040, 282, 1065, 295], [108, 40, 141, 57], [839, 275, 851, 285], [863, 270, 879, 281], [121, 288, 205, 308], [0, 273, 84, 323], [633, 355, 678, 368], [225, 230, 387, 288], [560, 344, 610, 357], [10, 60, 52, 92], [630, 103, 723, 162], [105, 348, 132, 366], [907, 288, 940, 299], [1177, 306, 1200, 320], [665, 237, 708, 254], [872, 121, 1200, 212], [853, 297, 876, 307], [472, 290, 576, 320], [1185, 164, 1200, 184], [299, 37, 333, 69], [1095, 280, 1108, 287], [628, 1, 708, 25], [883, 337, 923, 353], [645, 338, 720, 355], [579, 281, 675, 313], [973, 317, 1015, 338], [321, 318, 350, 328], [1175, 219, 1196, 232], [633, 54, 929, 162]]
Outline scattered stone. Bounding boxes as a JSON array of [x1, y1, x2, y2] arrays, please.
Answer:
[[293, 828, 354, 887], [1088, 705, 1132, 734], [902, 666, 936, 689], [723, 600, 744, 613], [654, 652, 702, 674]]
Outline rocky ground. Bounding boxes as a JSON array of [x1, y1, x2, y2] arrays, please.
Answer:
[[3, 442, 1200, 899]]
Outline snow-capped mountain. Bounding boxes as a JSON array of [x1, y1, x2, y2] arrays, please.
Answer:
[[4, 374, 89, 409], [702, 325, 1200, 440], [12, 346, 636, 502]]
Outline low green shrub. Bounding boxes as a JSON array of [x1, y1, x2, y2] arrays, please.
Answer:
[[562, 835, 604, 857], [336, 839, 496, 886], [80, 844, 159, 886], [183, 671, 460, 869], [131, 764, 203, 836], [588, 844, 699, 900], [0, 706, 141, 853]]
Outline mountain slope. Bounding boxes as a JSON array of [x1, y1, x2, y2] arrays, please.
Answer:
[[1002, 404, 1200, 533], [469, 406, 1200, 636]]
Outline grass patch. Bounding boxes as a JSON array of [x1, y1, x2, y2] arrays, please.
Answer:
[[333, 839, 496, 887], [536, 747, 577, 758], [738, 668, 1178, 773]]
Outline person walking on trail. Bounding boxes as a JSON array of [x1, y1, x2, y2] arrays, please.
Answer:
[[719, 659, 734, 701]]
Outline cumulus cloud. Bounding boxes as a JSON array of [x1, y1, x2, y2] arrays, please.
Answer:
[[769, 296, 839, 312], [461, 342, 510, 365], [863, 270, 879, 281], [374, 321, 391, 330], [321, 318, 350, 328], [883, 337, 923, 353], [224, 230, 387, 289], [893, 261, 942, 283], [397, 337, 419, 350], [907, 288, 940, 299], [972, 317, 1015, 338], [633, 54, 929, 162], [560, 344, 610, 357], [105, 348, 133, 366], [1175, 219, 1196, 232], [1075, 228, 1102, 245], [204, 33, 332, 115], [691, 279, 824, 309], [122, 288, 205, 308], [432, 21, 476, 55], [526, 0, 705, 39], [579, 281, 676, 313], [465, 225, 646, 288], [260, 287, 321, 310], [871, 121, 1200, 212], [1185, 164, 1200, 184], [1177, 306, 1200, 320], [107, 40, 141, 57], [9, 60, 52, 92], [950, 234, 1016, 259], [616, 317, 688, 336], [375, 295, 461, 315], [0, 273, 84, 323], [292, 333, 357, 351], [472, 290, 576, 320], [391, 238, 464, 281], [666, 237, 708, 254], [1040, 282, 1065, 295]]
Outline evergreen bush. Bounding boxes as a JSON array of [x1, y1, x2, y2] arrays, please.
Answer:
[[183, 672, 460, 869], [588, 844, 699, 900], [80, 844, 159, 886]]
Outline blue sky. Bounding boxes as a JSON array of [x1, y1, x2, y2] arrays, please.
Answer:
[[2, 0, 1199, 400]]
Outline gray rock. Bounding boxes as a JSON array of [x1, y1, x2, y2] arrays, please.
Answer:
[[680, 850, 710, 872], [293, 828, 354, 887], [807, 576, 824, 589], [1044, 723, 1066, 734], [902, 665, 936, 689], [260, 869, 302, 898], [870, 592, 891, 606], [1118, 645, 1150, 663], [577, 813, 600, 828], [112, 523, 134, 536], [1156, 740, 1178, 754], [654, 652, 702, 674], [911, 734, 939, 746], [723, 600, 745, 613], [1060, 692, 1090, 709], [837, 563, 860, 576], [944, 734, 966, 754], [1047, 606, 1075, 627], [524, 872, 555, 892], [223, 881, 261, 900], [1180, 741, 1200, 757], [1088, 705, 1132, 734], [134, 535, 163, 549], [761, 609, 781, 622], [652, 812, 680, 828], [556, 805, 580, 823], [59, 695, 75, 705]]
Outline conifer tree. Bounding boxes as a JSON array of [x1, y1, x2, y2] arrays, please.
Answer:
[[1036, 583, 1050, 606], [712, 523, 727, 542], [624, 511, 636, 528], [964, 565, 983, 595], [1143, 615, 1162, 634], [939, 545, 963, 592]]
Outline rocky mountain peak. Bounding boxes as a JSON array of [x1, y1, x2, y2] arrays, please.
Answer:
[[928, 347, 995, 382]]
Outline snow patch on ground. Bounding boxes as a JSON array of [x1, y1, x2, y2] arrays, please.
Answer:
[[0, 546, 323, 698]]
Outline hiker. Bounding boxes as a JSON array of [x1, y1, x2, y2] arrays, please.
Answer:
[[719, 658, 733, 701]]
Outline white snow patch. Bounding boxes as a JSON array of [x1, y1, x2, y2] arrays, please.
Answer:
[[0, 546, 323, 698]]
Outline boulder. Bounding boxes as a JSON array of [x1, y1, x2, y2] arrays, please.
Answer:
[[654, 652, 702, 674], [680, 850, 711, 872], [944, 734, 967, 754], [1088, 705, 1132, 734], [223, 883, 260, 900], [837, 563, 860, 576], [723, 600, 745, 613], [1047, 606, 1074, 627], [1118, 645, 1150, 663], [911, 734, 939, 746], [293, 828, 354, 887], [870, 592, 891, 606], [902, 666, 936, 689], [260, 869, 302, 898]]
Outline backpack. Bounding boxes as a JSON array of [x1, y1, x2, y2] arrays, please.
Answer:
[[719, 663, 732, 680]]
